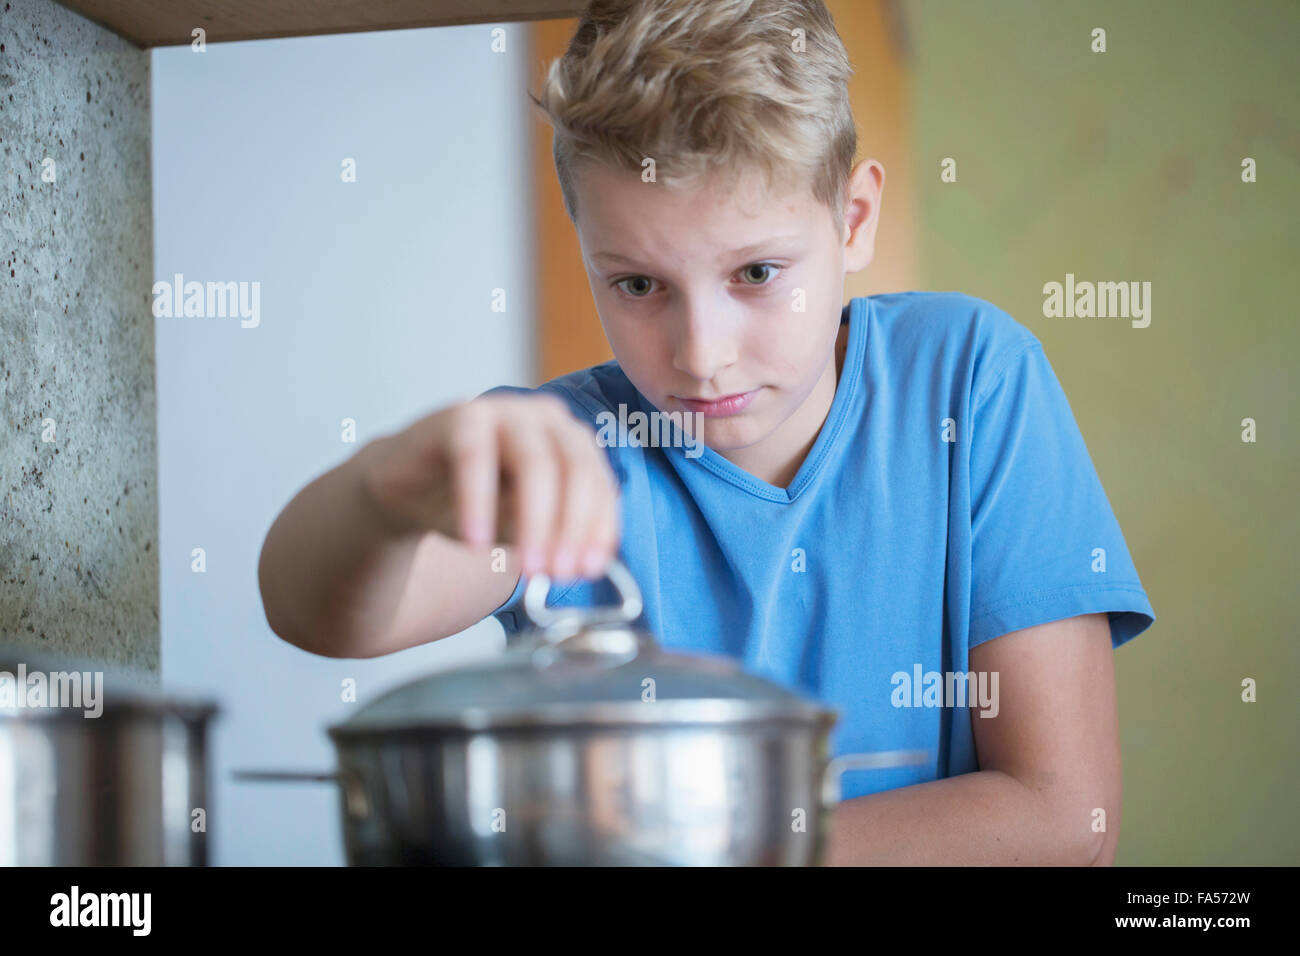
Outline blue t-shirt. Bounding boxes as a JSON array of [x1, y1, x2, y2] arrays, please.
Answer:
[[481, 291, 1154, 801]]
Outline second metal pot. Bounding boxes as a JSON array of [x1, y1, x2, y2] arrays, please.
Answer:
[[0, 643, 217, 866]]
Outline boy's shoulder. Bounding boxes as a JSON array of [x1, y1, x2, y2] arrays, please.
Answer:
[[539, 357, 634, 416], [480, 355, 635, 419], [866, 290, 1040, 355], [865, 290, 1044, 397]]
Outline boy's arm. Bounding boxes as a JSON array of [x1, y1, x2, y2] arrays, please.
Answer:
[[825, 613, 1121, 865], [257, 436, 520, 658]]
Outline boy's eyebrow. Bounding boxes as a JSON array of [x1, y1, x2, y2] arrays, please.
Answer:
[[591, 235, 803, 268]]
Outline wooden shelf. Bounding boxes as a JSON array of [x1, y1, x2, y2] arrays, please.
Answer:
[[53, 0, 584, 48]]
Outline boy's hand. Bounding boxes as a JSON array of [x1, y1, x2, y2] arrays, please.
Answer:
[[359, 394, 621, 580]]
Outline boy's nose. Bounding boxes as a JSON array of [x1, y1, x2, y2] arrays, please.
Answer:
[[671, 309, 739, 383]]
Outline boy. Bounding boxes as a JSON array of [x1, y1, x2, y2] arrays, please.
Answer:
[[258, 0, 1154, 865]]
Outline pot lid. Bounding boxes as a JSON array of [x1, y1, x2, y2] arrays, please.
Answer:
[[334, 559, 836, 734]]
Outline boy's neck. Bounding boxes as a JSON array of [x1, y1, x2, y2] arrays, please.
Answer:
[[715, 320, 850, 490]]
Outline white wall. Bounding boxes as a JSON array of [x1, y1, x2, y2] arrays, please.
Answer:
[[152, 25, 534, 864]]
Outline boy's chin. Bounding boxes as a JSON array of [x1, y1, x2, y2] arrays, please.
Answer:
[[689, 416, 770, 452]]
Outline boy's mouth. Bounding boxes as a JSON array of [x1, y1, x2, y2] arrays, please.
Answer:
[[675, 389, 760, 417]]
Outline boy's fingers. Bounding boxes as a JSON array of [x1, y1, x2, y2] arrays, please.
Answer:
[[547, 421, 604, 579], [447, 406, 498, 548], [499, 414, 559, 575], [567, 424, 620, 577], [580, 465, 620, 578]]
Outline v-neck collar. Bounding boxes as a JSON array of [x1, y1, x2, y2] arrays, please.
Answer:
[[638, 296, 870, 503]]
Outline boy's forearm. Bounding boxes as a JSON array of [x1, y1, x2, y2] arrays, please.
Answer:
[[824, 769, 1105, 866], [257, 439, 427, 656]]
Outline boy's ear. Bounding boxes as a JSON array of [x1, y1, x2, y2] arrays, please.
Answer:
[[842, 159, 885, 273]]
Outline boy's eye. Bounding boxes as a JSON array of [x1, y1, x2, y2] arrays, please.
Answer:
[[616, 275, 656, 297], [614, 263, 781, 297], [738, 263, 780, 285]]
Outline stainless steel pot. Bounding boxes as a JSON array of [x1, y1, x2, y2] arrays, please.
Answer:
[[237, 559, 927, 865], [0, 643, 218, 866]]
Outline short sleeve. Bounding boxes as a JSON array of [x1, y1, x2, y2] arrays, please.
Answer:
[[967, 342, 1155, 649], [489, 570, 529, 637], [477, 383, 537, 403], [490, 572, 623, 642]]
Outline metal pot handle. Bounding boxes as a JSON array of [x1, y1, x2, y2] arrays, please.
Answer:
[[523, 555, 643, 636], [232, 768, 370, 819], [820, 749, 930, 808]]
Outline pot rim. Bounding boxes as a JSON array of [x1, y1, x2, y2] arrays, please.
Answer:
[[328, 698, 837, 737], [0, 698, 219, 722]]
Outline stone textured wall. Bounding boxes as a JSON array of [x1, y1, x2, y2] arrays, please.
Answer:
[[0, 0, 157, 672]]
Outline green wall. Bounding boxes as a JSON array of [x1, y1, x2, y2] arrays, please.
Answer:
[[907, 0, 1298, 864]]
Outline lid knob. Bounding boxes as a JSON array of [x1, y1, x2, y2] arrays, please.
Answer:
[[523, 556, 645, 643]]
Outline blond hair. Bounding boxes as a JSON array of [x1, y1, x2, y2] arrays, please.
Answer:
[[530, 0, 857, 236]]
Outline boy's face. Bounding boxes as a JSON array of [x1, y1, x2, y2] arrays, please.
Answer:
[[573, 159, 880, 485]]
